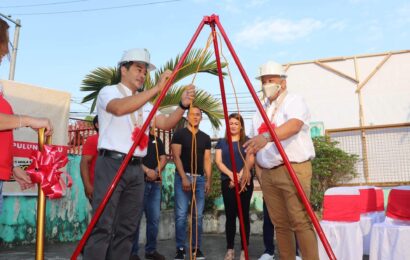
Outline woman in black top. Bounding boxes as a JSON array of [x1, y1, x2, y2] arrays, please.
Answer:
[[215, 113, 254, 260]]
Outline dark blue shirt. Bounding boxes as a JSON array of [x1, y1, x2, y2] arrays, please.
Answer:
[[215, 138, 248, 181]]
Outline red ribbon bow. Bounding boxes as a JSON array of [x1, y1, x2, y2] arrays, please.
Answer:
[[257, 122, 276, 135], [26, 145, 71, 199], [131, 127, 149, 151]]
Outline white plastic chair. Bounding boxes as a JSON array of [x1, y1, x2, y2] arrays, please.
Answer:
[[356, 186, 385, 255], [319, 187, 363, 260], [369, 186, 410, 260]]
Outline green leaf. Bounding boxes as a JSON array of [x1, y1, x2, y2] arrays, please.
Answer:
[[80, 48, 225, 129]]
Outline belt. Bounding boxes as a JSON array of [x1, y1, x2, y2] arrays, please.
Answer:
[[270, 160, 310, 170], [186, 173, 202, 177], [99, 149, 143, 166]]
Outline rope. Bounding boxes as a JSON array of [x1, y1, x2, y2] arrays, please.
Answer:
[[187, 32, 214, 260], [214, 30, 250, 259], [216, 31, 249, 191], [148, 31, 215, 260]]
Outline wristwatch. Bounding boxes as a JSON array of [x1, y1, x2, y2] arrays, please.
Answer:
[[179, 101, 190, 110], [262, 132, 271, 142]]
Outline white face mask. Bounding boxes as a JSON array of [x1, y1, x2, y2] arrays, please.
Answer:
[[262, 83, 281, 98]]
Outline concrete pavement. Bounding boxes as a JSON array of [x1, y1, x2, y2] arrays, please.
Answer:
[[0, 234, 268, 260]]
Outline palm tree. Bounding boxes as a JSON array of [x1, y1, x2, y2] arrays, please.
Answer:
[[81, 49, 225, 129]]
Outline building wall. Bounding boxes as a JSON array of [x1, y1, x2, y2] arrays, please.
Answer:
[[0, 155, 91, 244], [0, 155, 264, 245]]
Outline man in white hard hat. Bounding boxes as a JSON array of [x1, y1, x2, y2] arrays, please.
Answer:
[[83, 48, 195, 260], [244, 61, 318, 260]]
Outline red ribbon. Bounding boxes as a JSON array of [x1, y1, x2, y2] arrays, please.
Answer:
[[131, 127, 149, 151], [26, 145, 71, 199], [257, 122, 276, 135]]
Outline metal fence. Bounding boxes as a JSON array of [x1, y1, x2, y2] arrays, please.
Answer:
[[326, 123, 410, 186], [67, 118, 174, 156]]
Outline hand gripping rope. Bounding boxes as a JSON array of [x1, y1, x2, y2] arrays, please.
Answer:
[[71, 14, 336, 260]]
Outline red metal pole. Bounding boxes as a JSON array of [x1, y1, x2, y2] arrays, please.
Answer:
[[213, 14, 336, 260], [71, 18, 207, 260], [207, 17, 249, 260]]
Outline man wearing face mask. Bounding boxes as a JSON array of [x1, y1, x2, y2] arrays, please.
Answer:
[[244, 61, 318, 260]]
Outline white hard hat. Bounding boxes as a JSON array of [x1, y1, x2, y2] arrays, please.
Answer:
[[118, 48, 156, 71], [255, 61, 287, 80]]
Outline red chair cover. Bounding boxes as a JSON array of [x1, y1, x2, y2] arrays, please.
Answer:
[[375, 188, 385, 211], [322, 195, 361, 222], [359, 188, 377, 213], [386, 189, 410, 221]]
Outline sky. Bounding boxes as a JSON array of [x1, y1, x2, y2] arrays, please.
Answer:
[[0, 0, 409, 137]]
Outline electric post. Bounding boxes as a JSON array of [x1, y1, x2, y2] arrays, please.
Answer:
[[0, 13, 21, 80]]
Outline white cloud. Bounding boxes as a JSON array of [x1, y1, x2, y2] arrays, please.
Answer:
[[396, 3, 410, 24], [216, 0, 242, 14], [348, 0, 380, 4], [328, 20, 347, 31], [236, 18, 323, 46], [365, 20, 384, 42], [246, 0, 269, 7]]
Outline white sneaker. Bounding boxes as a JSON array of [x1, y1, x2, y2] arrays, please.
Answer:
[[258, 253, 274, 260], [296, 256, 302, 260]]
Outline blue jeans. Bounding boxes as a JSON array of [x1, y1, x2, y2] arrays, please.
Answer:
[[0, 181, 3, 215], [174, 174, 205, 250], [263, 200, 275, 255], [131, 181, 162, 255]]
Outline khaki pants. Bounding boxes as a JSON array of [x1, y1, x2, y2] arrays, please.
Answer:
[[261, 161, 319, 260]]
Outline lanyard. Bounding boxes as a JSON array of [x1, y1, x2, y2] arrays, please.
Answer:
[[116, 83, 143, 128], [266, 90, 288, 123]]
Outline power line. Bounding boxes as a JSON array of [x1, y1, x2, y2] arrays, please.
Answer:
[[213, 91, 260, 96], [11, 0, 182, 16], [0, 0, 86, 9]]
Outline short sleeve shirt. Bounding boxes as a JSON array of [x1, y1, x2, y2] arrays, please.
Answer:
[[143, 134, 166, 170], [82, 134, 98, 184], [171, 128, 211, 176], [251, 93, 315, 168], [215, 138, 248, 181], [0, 95, 14, 180], [97, 83, 159, 157]]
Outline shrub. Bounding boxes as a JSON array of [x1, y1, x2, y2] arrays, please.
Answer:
[[204, 163, 222, 213], [310, 136, 359, 211]]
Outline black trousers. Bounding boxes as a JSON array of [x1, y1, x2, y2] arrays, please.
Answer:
[[83, 155, 145, 260], [221, 178, 254, 249]]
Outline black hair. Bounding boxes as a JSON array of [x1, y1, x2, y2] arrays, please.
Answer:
[[0, 18, 9, 59], [93, 115, 99, 132]]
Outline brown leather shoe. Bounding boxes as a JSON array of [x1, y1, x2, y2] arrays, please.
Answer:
[[145, 250, 165, 260], [129, 254, 141, 260]]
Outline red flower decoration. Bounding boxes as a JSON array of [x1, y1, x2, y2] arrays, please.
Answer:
[[26, 145, 71, 199], [131, 127, 149, 151], [257, 122, 276, 135]]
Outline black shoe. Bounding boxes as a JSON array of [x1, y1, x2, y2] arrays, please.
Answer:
[[174, 248, 185, 260], [145, 250, 165, 260], [192, 248, 205, 260], [129, 254, 142, 260]]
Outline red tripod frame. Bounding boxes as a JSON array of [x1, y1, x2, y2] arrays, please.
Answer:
[[71, 14, 336, 260]]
